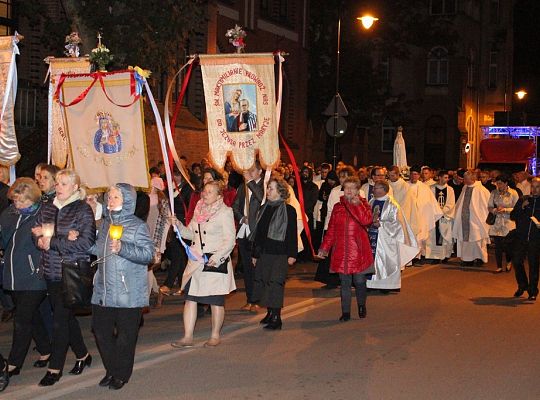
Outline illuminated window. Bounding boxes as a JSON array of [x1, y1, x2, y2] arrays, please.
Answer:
[[0, 0, 11, 35], [381, 118, 396, 152], [427, 47, 449, 85]]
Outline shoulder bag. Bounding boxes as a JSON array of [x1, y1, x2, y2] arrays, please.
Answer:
[[198, 224, 229, 274]]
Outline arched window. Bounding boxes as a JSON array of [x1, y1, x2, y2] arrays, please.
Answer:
[[381, 118, 396, 152], [427, 47, 449, 85]]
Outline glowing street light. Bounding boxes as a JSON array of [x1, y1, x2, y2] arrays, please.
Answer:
[[357, 15, 379, 30], [515, 90, 527, 100]]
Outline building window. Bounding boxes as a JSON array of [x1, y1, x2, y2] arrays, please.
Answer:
[[489, 0, 500, 24], [381, 118, 396, 153], [427, 47, 449, 85], [488, 51, 498, 89], [0, 0, 12, 35], [430, 0, 457, 15], [260, 0, 269, 17], [15, 86, 37, 128], [377, 54, 390, 82], [425, 115, 447, 168], [467, 48, 475, 88]]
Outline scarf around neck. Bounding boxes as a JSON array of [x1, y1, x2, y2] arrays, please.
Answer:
[[262, 199, 288, 242], [194, 198, 224, 224]]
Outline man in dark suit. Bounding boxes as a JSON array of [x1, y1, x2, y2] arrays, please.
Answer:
[[232, 161, 264, 312]]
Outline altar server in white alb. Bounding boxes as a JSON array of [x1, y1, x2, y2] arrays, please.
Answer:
[[425, 170, 455, 263], [406, 166, 443, 263], [452, 171, 491, 266], [367, 181, 419, 290]]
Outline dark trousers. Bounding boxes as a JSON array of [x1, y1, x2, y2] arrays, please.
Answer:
[[339, 273, 367, 313], [8, 290, 51, 368], [163, 237, 187, 288], [238, 238, 255, 303], [0, 287, 13, 311], [493, 236, 512, 269], [92, 305, 142, 382], [47, 281, 88, 371], [513, 239, 540, 296]]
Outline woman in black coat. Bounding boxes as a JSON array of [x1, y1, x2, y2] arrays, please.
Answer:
[[251, 178, 297, 330], [0, 178, 51, 377]]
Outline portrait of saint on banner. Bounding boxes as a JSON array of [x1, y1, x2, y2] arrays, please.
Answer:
[[223, 83, 258, 133]]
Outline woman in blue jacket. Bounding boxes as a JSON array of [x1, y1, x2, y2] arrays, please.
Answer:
[[91, 183, 154, 390], [0, 178, 51, 377]]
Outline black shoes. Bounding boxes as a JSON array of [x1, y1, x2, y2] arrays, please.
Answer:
[[33, 356, 50, 368], [263, 311, 282, 330], [528, 295, 537, 301], [514, 289, 525, 298], [8, 366, 20, 377], [69, 354, 92, 375], [0, 360, 8, 392], [339, 313, 350, 322], [108, 377, 126, 390], [99, 374, 114, 387], [260, 309, 272, 324], [359, 305, 367, 319], [39, 371, 62, 386]]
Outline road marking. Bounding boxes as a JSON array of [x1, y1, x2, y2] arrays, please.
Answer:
[[9, 265, 435, 399]]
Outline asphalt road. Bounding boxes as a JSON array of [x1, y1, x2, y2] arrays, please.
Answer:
[[1, 255, 538, 400]]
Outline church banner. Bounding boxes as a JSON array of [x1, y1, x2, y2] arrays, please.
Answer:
[[46, 57, 90, 168], [0, 34, 20, 166], [199, 53, 280, 171], [57, 70, 150, 190]]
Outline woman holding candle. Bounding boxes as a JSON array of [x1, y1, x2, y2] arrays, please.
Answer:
[[170, 180, 236, 347], [318, 176, 373, 321], [33, 169, 96, 386], [91, 183, 154, 390], [0, 178, 51, 377]]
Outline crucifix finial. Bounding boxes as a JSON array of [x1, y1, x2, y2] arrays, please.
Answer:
[[97, 32, 102, 47]]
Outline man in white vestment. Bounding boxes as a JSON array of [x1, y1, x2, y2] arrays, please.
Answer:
[[425, 170, 455, 263], [360, 166, 393, 202], [388, 165, 413, 215], [452, 171, 491, 266], [367, 181, 419, 290], [421, 166, 436, 187], [406, 166, 443, 264]]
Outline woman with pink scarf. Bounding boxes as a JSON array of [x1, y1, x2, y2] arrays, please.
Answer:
[[170, 180, 236, 347]]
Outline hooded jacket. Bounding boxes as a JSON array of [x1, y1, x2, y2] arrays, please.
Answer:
[[91, 183, 154, 308]]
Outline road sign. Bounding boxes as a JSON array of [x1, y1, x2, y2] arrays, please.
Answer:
[[326, 116, 347, 138], [323, 94, 349, 117]]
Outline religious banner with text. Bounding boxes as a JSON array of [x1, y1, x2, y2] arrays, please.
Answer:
[[46, 56, 91, 168], [0, 35, 20, 166], [56, 70, 150, 190], [199, 53, 281, 171]]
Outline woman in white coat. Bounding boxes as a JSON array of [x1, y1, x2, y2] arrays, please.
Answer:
[[171, 180, 236, 347]]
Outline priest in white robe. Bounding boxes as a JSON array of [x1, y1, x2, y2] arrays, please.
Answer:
[[367, 181, 419, 290], [425, 170, 455, 262], [407, 166, 443, 262], [452, 171, 491, 265], [421, 166, 436, 187], [388, 165, 414, 215]]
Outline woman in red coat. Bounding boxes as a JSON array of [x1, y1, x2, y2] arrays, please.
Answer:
[[318, 176, 373, 321]]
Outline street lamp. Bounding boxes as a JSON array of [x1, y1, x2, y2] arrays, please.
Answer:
[[515, 90, 527, 100], [331, 11, 379, 169]]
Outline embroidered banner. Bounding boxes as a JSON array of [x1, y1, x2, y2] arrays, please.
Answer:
[[199, 53, 280, 171], [46, 57, 91, 168], [0, 35, 20, 166], [58, 71, 150, 190]]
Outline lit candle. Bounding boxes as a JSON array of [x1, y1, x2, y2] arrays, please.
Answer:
[[42, 223, 55, 238], [109, 224, 123, 240]]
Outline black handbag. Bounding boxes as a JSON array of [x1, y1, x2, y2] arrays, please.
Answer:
[[198, 224, 229, 274], [61, 259, 94, 308], [486, 212, 496, 225]]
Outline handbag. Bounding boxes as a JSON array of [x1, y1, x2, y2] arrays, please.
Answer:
[[198, 224, 229, 274], [61, 259, 94, 308], [486, 212, 496, 225]]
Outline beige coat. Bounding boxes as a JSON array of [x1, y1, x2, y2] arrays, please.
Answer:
[[179, 205, 237, 297]]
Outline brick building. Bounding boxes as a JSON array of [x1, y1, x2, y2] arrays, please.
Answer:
[[337, 0, 515, 170]]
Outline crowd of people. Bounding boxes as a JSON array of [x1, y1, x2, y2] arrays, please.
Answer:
[[0, 156, 537, 393]]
